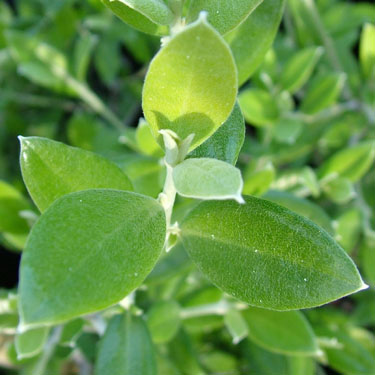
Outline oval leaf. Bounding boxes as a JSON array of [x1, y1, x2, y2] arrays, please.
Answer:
[[188, 102, 245, 165], [146, 300, 181, 343], [142, 14, 237, 151], [96, 313, 156, 375], [181, 196, 366, 311], [186, 0, 263, 35], [0, 180, 31, 234], [19, 189, 166, 327], [173, 158, 244, 203], [301, 73, 346, 114], [242, 307, 318, 355], [19, 136, 133, 212], [226, 0, 285, 85], [239, 88, 279, 127], [15, 327, 49, 360], [280, 47, 323, 94], [101, 0, 170, 36], [318, 141, 375, 183]]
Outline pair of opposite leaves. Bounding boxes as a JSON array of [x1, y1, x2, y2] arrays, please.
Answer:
[[19, 17, 366, 328], [19, 136, 366, 328]]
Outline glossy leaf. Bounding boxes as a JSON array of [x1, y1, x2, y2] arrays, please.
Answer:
[[242, 307, 318, 355], [19, 137, 133, 212], [19, 189, 166, 327], [188, 102, 245, 165], [181, 196, 366, 311], [318, 141, 375, 182], [143, 14, 237, 151], [226, 0, 285, 85], [146, 300, 181, 343], [239, 88, 279, 127], [95, 313, 156, 375], [186, 0, 263, 35], [0, 180, 30, 234], [173, 158, 244, 203], [101, 0, 169, 36], [280, 47, 323, 93], [15, 327, 49, 359], [360, 23, 375, 78]]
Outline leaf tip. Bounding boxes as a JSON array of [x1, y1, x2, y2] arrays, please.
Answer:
[[358, 281, 370, 292], [198, 10, 209, 23], [235, 195, 245, 204]]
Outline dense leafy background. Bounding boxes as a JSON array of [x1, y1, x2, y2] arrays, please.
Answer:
[[0, 0, 374, 374]]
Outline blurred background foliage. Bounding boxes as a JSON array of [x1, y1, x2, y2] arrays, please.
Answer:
[[0, 0, 374, 374]]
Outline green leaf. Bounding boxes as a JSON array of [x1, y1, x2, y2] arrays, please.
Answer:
[[143, 14, 237, 151], [264, 190, 333, 235], [273, 117, 303, 144], [15, 327, 49, 360], [335, 209, 362, 254], [146, 300, 181, 343], [120, 155, 165, 198], [72, 31, 98, 82], [0, 314, 18, 334], [19, 136, 133, 212], [226, 0, 285, 85], [186, 0, 263, 35], [242, 307, 318, 355], [322, 177, 355, 204], [224, 309, 248, 344], [279, 47, 323, 93], [60, 319, 85, 347], [19, 189, 166, 327], [101, 0, 170, 36], [243, 161, 275, 196], [241, 340, 289, 375], [288, 356, 315, 375], [361, 235, 375, 287], [181, 196, 366, 311], [360, 23, 375, 78], [318, 141, 375, 183], [188, 102, 245, 165], [0, 180, 31, 234], [173, 158, 244, 203], [316, 325, 375, 375], [5, 31, 74, 95], [135, 119, 163, 157], [95, 312, 156, 375], [239, 88, 279, 127], [301, 73, 346, 114]]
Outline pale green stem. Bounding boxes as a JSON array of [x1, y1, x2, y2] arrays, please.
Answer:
[[3, 90, 76, 111], [32, 326, 62, 375], [180, 300, 247, 319], [160, 164, 177, 230], [50, 65, 128, 134], [288, 101, 360, 124], [304, 0, 353, 99]]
